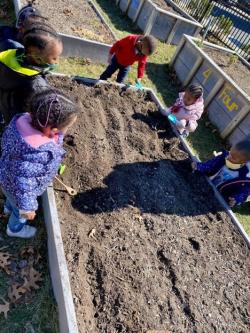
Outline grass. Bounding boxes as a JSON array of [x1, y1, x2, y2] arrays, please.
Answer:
[[59, 0, 249, 233], [0, 205, 59, 332]]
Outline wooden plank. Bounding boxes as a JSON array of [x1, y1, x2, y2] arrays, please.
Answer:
[[150, 11, 175, 41], [208, 98, 232, 132]]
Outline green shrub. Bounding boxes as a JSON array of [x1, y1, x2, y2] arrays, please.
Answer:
[[241, 43, 250, 54], [187, 0, 214, 21], [213, 15, 234, 36]]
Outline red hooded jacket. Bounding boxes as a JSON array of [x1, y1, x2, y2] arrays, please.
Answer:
[[109, 35, 147, 78]]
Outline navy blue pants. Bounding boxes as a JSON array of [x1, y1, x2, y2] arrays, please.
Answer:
[[100, 56, 130, 83]]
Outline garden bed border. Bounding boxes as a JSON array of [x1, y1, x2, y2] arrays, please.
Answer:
[[43, 73, 250, 332], [170, 34, 250, 144], [87, 0, 118, 40], [14, 0, 115, 63], [9, 2, 250, 332], [116, 0, 203, 44]]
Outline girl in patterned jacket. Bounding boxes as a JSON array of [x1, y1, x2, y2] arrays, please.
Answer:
[[162, 84, 204, 137], [0, 88, 78, 238]]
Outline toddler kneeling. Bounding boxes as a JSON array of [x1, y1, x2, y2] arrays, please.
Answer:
[[162, 84, 204, 137]]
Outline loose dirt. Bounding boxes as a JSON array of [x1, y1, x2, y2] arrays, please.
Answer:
[[153, 0, 177, 13], [204, 47, 250, 96], [20, 0, 115, 43], [49, 75, 250, 333]]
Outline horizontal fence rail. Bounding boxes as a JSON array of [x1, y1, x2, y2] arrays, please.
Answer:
[[174, 0, 250, 60]]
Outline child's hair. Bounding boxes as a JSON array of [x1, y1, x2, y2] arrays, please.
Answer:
[[23, 22, 62, 51], [142, 35, 157, 55], [186, 84, 203, 99], [27, 89, 79, 130], [234, 137, 250, 160], [23, 13, 48, 27], [16, 1, 45, 28]]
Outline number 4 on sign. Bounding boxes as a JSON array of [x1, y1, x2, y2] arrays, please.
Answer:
[[202, 68, 212, 84]]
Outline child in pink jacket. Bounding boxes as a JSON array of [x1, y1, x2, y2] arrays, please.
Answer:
[[162, 84, 204, 137]]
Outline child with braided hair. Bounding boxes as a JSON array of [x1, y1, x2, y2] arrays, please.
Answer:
[[0, 88, 79, 238], [0, 1, 47, 51], [162, 84, 204, 137], [0, 21, 63, 123]]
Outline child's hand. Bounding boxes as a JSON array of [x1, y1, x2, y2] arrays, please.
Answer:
[[135, 79, 143, 90], [228, 197, 236, 207], [20, 211, 36, 220], [167, 114, 178, 124]]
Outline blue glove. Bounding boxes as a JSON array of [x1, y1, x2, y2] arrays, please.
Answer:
[[167, 114, 178, 124], [135, 80, 143, 90]]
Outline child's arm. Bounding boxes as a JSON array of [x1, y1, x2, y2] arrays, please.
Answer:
[[137, 57, 147, 80], [192, 150, 228, 176]]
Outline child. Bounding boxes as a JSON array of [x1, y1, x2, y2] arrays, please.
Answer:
[[162, 84, 204, 137], [16, 1, 44, 30], [0, 22, 63, 124], [192, 138, 250, 207], [0, 89, 79, 238], [99, 34, 157, 85], [0, 1, 46, 51]]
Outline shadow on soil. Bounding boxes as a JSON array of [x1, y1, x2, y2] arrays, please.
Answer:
[[72, 158, 221, 217]]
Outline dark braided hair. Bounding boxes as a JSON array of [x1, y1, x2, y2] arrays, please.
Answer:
[[23, 22, 62, 51], [186, 84, 203, 99], [27, 89, 79, 131], [16, 1, 44, 28]]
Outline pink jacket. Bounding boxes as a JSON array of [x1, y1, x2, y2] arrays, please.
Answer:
[[170, 92, 204, 132]]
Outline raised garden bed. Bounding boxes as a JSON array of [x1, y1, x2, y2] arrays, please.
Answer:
[[117, 0, 202, 44], [204, 47, 250, 96], [170, 35, 250, 144], [153, 0, 177, 12], [20, 0, 115, 44], [14, 0, 112, 62], [49, 75, 250, 333]]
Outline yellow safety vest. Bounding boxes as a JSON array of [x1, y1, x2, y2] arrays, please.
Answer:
[[0, 49, 39, 76]]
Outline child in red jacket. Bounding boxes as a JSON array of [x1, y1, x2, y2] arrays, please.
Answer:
[[100, 34, 157, 85]]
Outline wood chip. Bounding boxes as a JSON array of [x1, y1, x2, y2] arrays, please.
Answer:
[[88, 228, 96, 239], [23, 267, 43, 291], [20, 246, 35, 257], [8, 283, 27, 303], [0, 251, 12, 274], [0, 298, 10, 319]]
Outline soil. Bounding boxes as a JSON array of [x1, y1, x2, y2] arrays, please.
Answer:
[[49, 75, 250, 333], [20, 0, 115, 44], [153, 0, 177, 13], [204, 47, 250, 96]]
